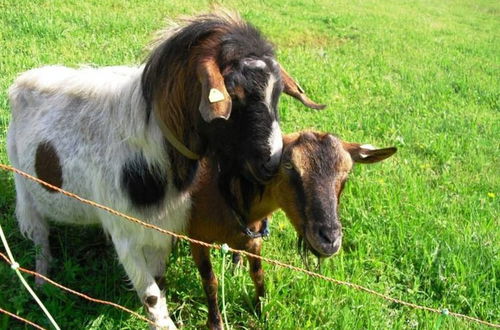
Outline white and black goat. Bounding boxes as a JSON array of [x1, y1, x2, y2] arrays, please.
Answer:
[[6, 11, 323, 329]]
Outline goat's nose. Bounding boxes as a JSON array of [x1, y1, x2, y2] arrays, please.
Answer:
[[262, 154, 280, 174], [318, 227, 342, 247], [318, 228, 335, 244]]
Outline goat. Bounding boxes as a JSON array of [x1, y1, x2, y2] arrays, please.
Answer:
[[188, 131, 397, 329], [6, 11, 323, 329]]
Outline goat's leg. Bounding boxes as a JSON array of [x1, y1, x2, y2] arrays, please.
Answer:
[[247, 239, 265, 315], [191, 243, 223, 330], [14, 179, 52, 286], [144, 239, 171, 291], [231, 252, 243, 267], [113, 236, 176, 330]]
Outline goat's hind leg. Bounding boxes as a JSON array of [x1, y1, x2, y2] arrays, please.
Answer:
[[14, 178, 51, 286]]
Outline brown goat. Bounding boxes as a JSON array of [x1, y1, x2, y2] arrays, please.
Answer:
[[188, 131, 397, 329]]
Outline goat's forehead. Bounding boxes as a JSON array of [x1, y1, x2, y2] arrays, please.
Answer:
[[289, 137, 353, 175]]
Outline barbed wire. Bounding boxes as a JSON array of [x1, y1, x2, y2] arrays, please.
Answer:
[[1, 163, 499, 328]]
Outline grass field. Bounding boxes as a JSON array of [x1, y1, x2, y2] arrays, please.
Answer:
[[0, 0, 498, 329]]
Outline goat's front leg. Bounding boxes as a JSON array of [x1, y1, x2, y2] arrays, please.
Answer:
[[191, 243, 223, 330], [247, 239, 265, 315], [144, 238, 173, 291], [112, 236, 176, 330]]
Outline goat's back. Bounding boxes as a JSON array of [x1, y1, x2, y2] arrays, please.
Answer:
[[7, 65, 189, 242]]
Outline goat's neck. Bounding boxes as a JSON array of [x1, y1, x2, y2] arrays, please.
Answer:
[[244, 179, 280, 226]]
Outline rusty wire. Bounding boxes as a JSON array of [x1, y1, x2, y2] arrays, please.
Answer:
[[0, 252, 157, 327], [0, 306, 46, 330], [1, 163, 499, 328]]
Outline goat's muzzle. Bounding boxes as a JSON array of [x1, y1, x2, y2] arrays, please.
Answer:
[[243, 153, 281, 184], [305, 225, 343, 257]]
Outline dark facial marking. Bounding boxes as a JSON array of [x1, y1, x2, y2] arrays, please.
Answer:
[[287, 165, 308, 222], [35, 141, 63, 192], [145, 295, 158, 307], [121, 153, 167, 207]]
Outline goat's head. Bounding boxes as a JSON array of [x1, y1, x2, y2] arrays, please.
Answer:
[[195, 22, 325, 184], [142, 12, 324, 185], [275, 132, 396, 257]]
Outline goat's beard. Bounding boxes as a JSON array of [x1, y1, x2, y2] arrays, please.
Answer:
[[297, 235, 322, 272]]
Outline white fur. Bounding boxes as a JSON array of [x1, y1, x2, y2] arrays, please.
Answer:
[[7, 65, 188, 329], [269, 120, 283, 161], [264, 74, 276, 109], [360, 144, 376, 158]]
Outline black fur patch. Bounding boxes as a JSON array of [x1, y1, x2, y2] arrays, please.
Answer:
[[155, 276, 166, 291], [251, 258, 262, 274], [198, 259, 214, 280], [121, 153, 167, 208]]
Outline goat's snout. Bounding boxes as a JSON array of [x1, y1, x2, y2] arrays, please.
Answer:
[[244, 153, 281, 184], [308, 224, 342, 257], [262, 153, 280, 175]]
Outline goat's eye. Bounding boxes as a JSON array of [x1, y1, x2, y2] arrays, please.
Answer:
[[283, 162, 293, 170]]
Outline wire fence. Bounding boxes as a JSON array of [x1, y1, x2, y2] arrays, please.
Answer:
[[0, 252, 157, 328], [1, 163, 499, 329], [0, 306, 46, 330]]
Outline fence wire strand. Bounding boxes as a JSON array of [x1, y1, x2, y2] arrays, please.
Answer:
[[0, 306, 46, 330], [0, 224, 60, 330], [1, 163, 499, 329], [0, 252, 157, 327]]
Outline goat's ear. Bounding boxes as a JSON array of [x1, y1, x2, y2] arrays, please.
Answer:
[[197, 58, 232, 122], [342, 142, 397, 164], [280, 65, 326, 110]]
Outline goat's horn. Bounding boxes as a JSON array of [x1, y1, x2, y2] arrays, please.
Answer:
[[197, 57, 232, 122], [280, 65, 326, 110]]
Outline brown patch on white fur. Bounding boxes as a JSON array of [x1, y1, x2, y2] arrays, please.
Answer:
[[35, 141, 63, 192]]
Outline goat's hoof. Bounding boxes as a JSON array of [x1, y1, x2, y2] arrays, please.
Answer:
[[207, 319, 223, 330], [207, 312, 223, 330], [145, 295, 176, 330], [149, 316, 177, 330]]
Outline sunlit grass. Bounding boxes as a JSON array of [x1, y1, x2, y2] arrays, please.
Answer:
[[0, 0, 498, 329]]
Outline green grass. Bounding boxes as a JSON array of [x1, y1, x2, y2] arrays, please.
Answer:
[[0, 0, 498, 329]]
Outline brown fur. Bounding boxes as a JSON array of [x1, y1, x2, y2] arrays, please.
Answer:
[[34, 141, 63, 192], [152, 21, 243, 156], [188, 130, 397, 328]]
